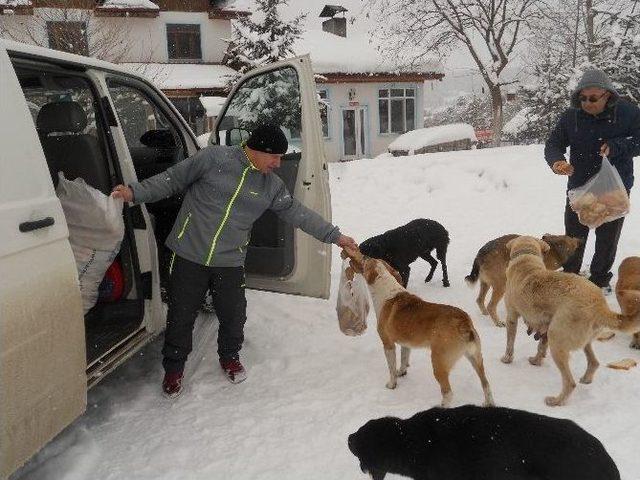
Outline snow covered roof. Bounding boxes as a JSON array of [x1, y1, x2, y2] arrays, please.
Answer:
[[97, 0, 158, 9], [199, 95, 227, 117], [388, 123, 477, 154], [0, 0, 31, 10], [120, 63, 237, 91], [293, 29, 441, 76]]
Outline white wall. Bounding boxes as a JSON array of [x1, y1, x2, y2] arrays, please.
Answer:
[[318, 80, 424, 162], [0, 9, 230, 64]]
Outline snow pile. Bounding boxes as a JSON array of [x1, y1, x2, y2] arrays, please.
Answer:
[[388, 123, 477, 154], [120, 63, 237, 90], [98, 0, 159, 9], [14, 145, 640, 480]]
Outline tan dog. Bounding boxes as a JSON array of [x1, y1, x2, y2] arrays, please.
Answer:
[[616, 256, 640, 349], [343, 246, 494, 408], [502, 236, 640, 406], [466, 234, 582, 327]]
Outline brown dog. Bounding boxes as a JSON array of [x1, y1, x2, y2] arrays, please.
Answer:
[[466, 234, 582, 327], [616, 256, 640, 349], [502, 236, 640, 406], [343, 246, 494, 408]]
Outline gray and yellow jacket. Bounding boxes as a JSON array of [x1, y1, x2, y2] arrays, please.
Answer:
[[130, 145, 340, 267]]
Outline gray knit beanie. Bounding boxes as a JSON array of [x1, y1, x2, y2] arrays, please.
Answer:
[[570, 69, 619, 108]]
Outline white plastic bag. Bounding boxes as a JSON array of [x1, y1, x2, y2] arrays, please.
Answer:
[[56, 173, 124, 313], [336, 258, 370, 336], [568, 157, 630, 229]]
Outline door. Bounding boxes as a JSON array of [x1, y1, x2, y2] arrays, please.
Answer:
[[214, 56, 333, 299], [342, 106, 368, 160], [0, 44, 86, 479]]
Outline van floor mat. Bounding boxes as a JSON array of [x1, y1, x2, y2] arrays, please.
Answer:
[[85, 299, 144, 364]]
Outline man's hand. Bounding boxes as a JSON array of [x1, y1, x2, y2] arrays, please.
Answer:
[[111, 184, 134, 202], [336, 234, 357, 250], [600, 143, 610, 157], [551, 160, 574, 176]]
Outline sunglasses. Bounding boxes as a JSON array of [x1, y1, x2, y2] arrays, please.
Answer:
[[579, 92, 608, 103]]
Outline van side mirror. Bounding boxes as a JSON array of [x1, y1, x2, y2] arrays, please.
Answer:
[[139, 129, 177, 148], [225, 128, 250, 146]]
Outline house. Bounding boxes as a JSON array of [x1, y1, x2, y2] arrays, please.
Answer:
[[294, 4, 444, 162], [0, 0, 247, 136]]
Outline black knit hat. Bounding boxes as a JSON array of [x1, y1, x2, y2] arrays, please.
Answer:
[[246, 124, 288, 154]]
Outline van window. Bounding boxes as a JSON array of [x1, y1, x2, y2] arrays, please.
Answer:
[[107, 80, 185, 181], [16, 68, 112, 194]]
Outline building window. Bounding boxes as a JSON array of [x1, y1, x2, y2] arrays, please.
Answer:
[[47, 21, 89, 56], [378, 87, 415, 134], [318, 89, 329, 138], [167, 24, 202, 61]]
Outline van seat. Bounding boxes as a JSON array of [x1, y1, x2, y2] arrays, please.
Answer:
[[37, 101, 111, 194]]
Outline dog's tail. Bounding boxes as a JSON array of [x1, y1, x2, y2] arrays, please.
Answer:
[[465, 257, 481, 286], [599, 306, 640, 334]]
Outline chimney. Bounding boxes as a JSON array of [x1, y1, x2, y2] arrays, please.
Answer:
[[320, 5, 348, 38]]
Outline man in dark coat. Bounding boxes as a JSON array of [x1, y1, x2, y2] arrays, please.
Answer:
[[545, 69, 640, 293]]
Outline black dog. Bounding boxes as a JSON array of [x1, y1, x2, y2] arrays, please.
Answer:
[[348, 405, 620, 480], [359, 219, 450, 288]]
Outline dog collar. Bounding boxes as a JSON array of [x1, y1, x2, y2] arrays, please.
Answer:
[[510, 249, 541, 259]]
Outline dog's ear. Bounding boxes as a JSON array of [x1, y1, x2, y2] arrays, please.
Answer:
[[617, 290, 640, 315], [506, 238, 515, 252], [538, 239, 551, 253], [363, 260, 379, 285], [380, 260, 403, 285], [345, 266, 355, 280]]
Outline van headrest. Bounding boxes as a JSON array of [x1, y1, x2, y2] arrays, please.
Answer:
[[37, 101, 88, 134]]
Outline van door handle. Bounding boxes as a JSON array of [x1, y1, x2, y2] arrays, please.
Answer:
[[19, 217, 55, 232]]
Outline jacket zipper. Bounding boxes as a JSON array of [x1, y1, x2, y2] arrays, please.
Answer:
[[177, 212, 192, 240], [205, 166, 251, 266]]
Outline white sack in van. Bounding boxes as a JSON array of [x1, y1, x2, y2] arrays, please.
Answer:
[[56, 173, 124, 313]]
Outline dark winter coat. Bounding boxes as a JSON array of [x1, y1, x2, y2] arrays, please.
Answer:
[[544, 98, 640, 191]]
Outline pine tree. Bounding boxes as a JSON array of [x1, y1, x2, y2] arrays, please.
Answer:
[[226, 0, 306, 73], [223, 0, 307, 135]]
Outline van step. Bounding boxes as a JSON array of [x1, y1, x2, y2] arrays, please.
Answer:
[[85, 299, 143, 364]]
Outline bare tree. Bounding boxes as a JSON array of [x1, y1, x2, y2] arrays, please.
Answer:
[[365, 0, 543, 145], [0, 1, 135, 62]]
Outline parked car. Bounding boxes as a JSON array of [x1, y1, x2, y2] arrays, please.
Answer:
[[0, 39, 332, 479]]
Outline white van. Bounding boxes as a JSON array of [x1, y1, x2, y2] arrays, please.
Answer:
[[0, 39, 332, 479]]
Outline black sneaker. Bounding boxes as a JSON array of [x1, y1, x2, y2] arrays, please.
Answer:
[[162, 371, 184, 399]]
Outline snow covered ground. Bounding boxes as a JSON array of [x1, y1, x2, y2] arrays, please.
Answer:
[[15, 145, 640, 480]]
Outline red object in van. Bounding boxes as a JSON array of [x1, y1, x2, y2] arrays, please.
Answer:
[[98, 259, 124, 302]]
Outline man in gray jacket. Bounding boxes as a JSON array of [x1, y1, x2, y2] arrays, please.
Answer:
[[112, 124, 357, 398]]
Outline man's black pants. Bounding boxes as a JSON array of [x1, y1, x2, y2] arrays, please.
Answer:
[[563, 197, 625, 288], [162, 255, 246, 374]]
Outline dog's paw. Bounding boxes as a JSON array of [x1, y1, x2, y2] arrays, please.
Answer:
[[385, 381, 397, 389], [483, 399, 496, 407], [500, 354, 513, 364], [396, 368, 407, 377], [442, 280, 450, 287], [579, 375, 593, 384], [440, 393, 453, 408], [528, 356, 543, 366], [630, 338, 640, 349], [544, 395, 565, 407], [479, 308, 489, 316], [424, 276, 433, 283]]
